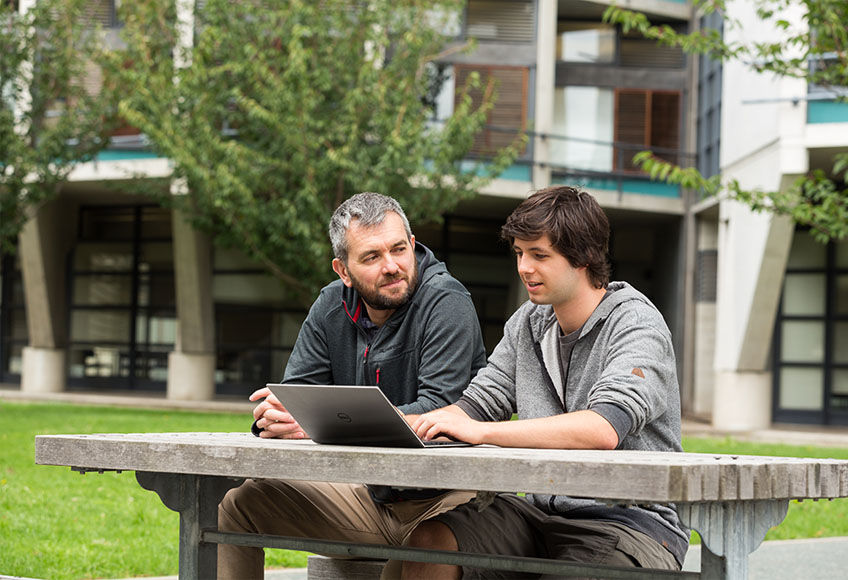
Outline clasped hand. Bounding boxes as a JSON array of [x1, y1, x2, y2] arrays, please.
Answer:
[[250, 387, 307, 439]]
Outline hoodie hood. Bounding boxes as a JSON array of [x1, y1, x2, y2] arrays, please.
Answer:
[[527, 281, 651, 342]]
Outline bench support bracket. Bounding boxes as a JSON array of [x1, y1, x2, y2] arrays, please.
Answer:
[[136, 471, 244, 580], [678, 499, 789, 580]]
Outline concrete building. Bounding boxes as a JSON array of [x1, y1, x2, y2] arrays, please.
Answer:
[[700, 1, 848, 429], [2, 0, 845, 430]]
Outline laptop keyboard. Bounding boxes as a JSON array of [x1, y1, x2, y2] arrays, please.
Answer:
[[422, 438, 471, 447]]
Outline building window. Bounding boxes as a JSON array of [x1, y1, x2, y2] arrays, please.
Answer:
[[551, 86, 614, 173], [556, 20, 685, 68], [212, 247, 306, 395], [619, 30, 685, 69], [453, 64, 529, 157], [0, 252, 27, 381], [413, 215, 514, 355], [773, 231, 848, 424], [551, 87, 680, 175], [465, 0, 534, 44], [697, 12, 723, 178], [82, 0, 119, 29], [68, 206, 175, 390], [614, 89, 681, 172], [556, 22, 615, 64]]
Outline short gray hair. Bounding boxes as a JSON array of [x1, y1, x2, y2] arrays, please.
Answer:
[[329, 192, 413, 262]]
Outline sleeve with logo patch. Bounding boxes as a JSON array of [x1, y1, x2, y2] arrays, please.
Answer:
[[587, 304, 679, 439]]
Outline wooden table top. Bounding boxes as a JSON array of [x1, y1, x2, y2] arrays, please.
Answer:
[[35, 432, 848, 504]]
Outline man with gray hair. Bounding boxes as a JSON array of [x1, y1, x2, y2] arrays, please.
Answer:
[[217, 192, 486, 579]]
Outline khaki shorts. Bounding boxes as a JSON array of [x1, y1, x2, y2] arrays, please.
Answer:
[[433, 493, 680, 579], [217, 479, 475, 579]]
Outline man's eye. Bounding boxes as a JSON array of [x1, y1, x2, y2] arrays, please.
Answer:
[[363, 255, 378, 263]]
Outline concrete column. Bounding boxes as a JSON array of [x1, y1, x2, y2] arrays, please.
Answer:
[[712, 200, 794, 431], [167, 351, 216, 400], [692, 217, 718, 418], [531, 0, 556, 188], [712, 370, 773, 431], [166, 4, 212, 401], [167, 206, 216, 401], [21, 347, 66, 393], [19, 201, 69, 393]]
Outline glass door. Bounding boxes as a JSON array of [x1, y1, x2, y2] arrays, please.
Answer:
[[773, 231, 848, 424]]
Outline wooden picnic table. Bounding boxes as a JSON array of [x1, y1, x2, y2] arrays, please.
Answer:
[[35, 432, 848, 579]]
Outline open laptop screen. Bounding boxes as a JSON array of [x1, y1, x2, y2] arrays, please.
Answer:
[[266, 383, 469, 448]]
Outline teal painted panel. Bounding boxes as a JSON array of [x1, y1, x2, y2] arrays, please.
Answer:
[[614, 179, 680, 197], [552, 175, 681, 198], [95, 150, 164, 161], [807, 101, 848, 124], [460, 161, 531, 181]]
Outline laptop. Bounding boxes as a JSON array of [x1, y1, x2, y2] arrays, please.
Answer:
[[266, 383, 471, 448]]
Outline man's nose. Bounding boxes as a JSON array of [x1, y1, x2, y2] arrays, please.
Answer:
[[383, 256, 399, 274], [517, 255, 533, 275]]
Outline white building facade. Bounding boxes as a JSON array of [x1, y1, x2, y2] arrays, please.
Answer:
[[3, 0, 845, 430]]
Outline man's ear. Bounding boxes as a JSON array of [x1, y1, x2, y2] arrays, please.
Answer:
[[332, 258, 353, 287], [410, 234, 415, 248]]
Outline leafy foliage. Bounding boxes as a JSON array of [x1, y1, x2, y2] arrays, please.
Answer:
[[0, 0, 118, 252], [604, 0, 848, 242], [109, 0, 526, 303]]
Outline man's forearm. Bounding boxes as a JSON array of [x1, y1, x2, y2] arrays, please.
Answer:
[[477, 410, 619, 450]]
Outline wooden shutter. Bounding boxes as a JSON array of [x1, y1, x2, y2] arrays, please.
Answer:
[[650, 92, 681, 164], [83, 0, 115, 28], [454, 65, 528, 156], [466, 0, 535, 43], [614, 91, 648, 171], [614, 89, 680, 172]]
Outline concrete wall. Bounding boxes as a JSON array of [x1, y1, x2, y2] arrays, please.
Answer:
[[710, 1, 808, 430]]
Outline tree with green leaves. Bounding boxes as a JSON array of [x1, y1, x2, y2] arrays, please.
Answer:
[[110, 0, 525, 303], [0, 0, 117, 252], [604, 0, 848, 243]]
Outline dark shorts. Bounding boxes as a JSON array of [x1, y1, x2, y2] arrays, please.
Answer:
[[433, 494, 680, 579]]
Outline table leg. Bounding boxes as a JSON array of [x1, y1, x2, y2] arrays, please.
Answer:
[[677, 500, 789, 580], [136, 471, 244, 580]]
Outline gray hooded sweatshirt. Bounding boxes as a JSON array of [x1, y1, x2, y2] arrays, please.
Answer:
[[456, 281, 689, 564]]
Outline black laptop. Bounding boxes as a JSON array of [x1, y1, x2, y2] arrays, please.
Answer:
[[266, 383, 471, 448]]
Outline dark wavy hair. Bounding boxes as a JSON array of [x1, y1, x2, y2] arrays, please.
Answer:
[[501, 186, 610, 289]]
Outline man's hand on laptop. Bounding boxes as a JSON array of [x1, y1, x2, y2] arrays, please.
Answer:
[[399, 412, 420, 426], [413, 405, 483, 444], [250, 387, 308, 439]]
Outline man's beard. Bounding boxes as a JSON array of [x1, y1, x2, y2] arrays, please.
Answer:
[[350, 261, 419, 311]]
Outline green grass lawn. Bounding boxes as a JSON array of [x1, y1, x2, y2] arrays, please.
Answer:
[[2, 399, 848, 579], [0, 400, 307, 580]]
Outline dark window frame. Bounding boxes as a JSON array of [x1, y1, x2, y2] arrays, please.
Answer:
[[772, 234, 848, 425]]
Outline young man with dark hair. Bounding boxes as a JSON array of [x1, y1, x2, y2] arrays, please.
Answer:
[[217, 192, 486, 579], [399, 185, 688, 579]]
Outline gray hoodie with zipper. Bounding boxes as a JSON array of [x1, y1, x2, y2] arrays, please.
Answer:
[[456, 281, 689, 564]]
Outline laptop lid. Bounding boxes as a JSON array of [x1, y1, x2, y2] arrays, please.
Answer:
[[266, 383, 468, 448]]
